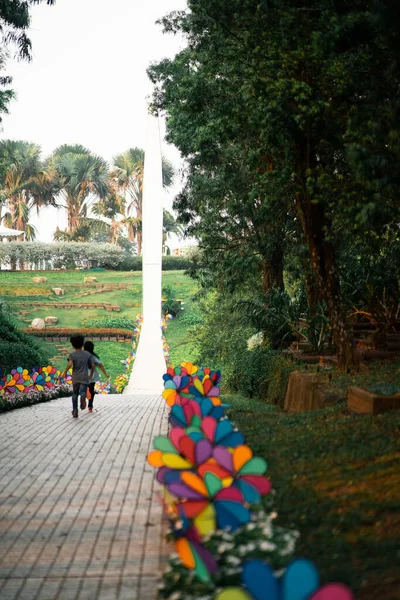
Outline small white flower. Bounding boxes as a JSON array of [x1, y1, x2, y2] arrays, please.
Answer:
[[260, 541, 276, 552]]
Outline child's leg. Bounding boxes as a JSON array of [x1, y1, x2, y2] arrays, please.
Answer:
[[79, 384, 87, 410], [88, 382, 96, 410], [72, 383, 80, 414]]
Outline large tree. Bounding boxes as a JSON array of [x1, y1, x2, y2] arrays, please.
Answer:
[[47, 144, 109, 233], [112, 148, 175, 255], [0, 1, 55, 122], [149, 0, 400, 368]]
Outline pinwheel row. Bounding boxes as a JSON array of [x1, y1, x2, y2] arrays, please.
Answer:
[[0, 365, 72, 395], [149, 361, 354, 600], [148, 361, 271, 582]]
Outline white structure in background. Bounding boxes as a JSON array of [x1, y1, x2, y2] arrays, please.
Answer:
[[125, 115, 166, 393], [0, 226, 24, 241]]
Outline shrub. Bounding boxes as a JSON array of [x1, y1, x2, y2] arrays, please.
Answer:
[[21, 327, 132, 338], [115, 255, 195, 271], [82, 317, 135, 330], [0, 242, 124, 269], [0, 312, 48, 370], [162, 285, 183, 317]]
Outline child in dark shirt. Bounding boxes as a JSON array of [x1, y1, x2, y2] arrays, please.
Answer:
[[61, 335, 95, 418]]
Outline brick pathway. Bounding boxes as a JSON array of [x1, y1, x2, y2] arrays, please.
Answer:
[[0, 394, 168, 600]]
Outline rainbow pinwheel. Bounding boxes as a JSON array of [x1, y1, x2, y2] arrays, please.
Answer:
[[169, 398, 225, 427], [198, 445, 271, 504], [200, 416, 245, 448], [162, 373, 192, 406], [148, 430, 231, 486], [167, 471, 251, 535], [214, 559, 353, 600], [189, 376, 221, 405]]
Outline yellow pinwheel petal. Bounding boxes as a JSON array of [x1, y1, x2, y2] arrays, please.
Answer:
[[194, 504, 216, 535]]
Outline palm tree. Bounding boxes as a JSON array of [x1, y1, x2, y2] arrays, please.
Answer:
[[0, 140, 59, 240], [163, 209, 184, 254], [47, 144, 109, 234], [112, 148, 175, 255]]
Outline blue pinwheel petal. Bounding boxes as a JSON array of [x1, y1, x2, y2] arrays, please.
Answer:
[[219, 432, 245, 448], [235, 479, 261, 504], [215, 419, 234, 442], [242, 560, 279, 600], [170, 405, 187, 427], [282, 559, 320, 600], [215, 500, 250, 531], [162, 374, 172, 382], [200, 398, 214, 416], [210, 406, 225, 421], [187, 431, 204, 443]]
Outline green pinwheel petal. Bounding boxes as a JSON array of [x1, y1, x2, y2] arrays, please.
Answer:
[[238, 457, 267, 475], [204, 472, 223, 496], [153, 435, 177, 454]]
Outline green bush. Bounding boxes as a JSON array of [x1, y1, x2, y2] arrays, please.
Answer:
[[162, 256, 194, 271], [82, 317, 135, 329], [191, 290, 294, 402], [0, 341, 46, 372], [115, 255, 194, 271], [162, 285, 183, 317], [0, 311, 48, 371]]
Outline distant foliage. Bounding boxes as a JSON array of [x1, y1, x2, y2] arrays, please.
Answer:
[[0, 242, 123, 269], [115, 255, 195, 271], [0, 312, 48, 370], [82, 317, 135, 330]]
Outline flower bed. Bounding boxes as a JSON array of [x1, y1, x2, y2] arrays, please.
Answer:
[[0, 365, 72, 412], [147, 362, 354, 600]]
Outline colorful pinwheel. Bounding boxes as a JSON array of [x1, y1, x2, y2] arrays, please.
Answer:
[[167, 471, 251, 535], [198, 445, 271, 504], [189, 375, 221, 405], [162, 373, 192, 406], [214, 559, 353, 600]]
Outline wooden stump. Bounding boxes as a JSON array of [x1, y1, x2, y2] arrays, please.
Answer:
[[348, 387, 400, 414]]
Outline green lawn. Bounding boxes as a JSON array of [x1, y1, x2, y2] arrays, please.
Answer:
[[35, 338, 131, 382], [1, 269, 198, 376], [226, 394, 400, 600]]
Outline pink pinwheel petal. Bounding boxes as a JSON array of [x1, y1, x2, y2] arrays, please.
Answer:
[[242, 475, 272, 495], [202, 416, 217, 442], [170, 427, 186, 451], [215, 487, 244, 502], [310, 583, 354, 600]]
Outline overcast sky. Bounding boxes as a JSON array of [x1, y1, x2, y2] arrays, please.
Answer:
[[0, 0, 187, 240]]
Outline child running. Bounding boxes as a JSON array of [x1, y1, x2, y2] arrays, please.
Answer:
[[61, 334, 95, 418], [84, 341, 110, 413]]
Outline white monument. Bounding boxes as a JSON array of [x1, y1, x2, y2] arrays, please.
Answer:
[[125, 114, 166, 393]]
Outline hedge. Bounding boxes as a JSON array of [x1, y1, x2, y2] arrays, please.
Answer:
[[0, 242, 123, 269], [116, 255, 195, 271], [22, 327, 133, 339]]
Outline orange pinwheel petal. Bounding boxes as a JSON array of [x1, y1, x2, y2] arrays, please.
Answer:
[[181, 472, 208, 497], [147, 450, 164, 467], [176, 538, 195, 569], [233, 445, 253, 472]]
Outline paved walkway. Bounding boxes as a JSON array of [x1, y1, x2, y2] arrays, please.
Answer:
[[0, 394, 168, 600]]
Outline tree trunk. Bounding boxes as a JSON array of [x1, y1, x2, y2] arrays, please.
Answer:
[[261, 247, 284, 294], [295, 193, 357, 370]]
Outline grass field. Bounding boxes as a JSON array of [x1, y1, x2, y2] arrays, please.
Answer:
[[226, 394, 400, 600], [1, 269, 199, 377]]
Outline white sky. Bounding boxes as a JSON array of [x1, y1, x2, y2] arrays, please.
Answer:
[[0, 0, 188, 242]]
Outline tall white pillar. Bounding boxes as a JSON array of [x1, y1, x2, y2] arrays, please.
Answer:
[[125, 114, 166, 393]]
